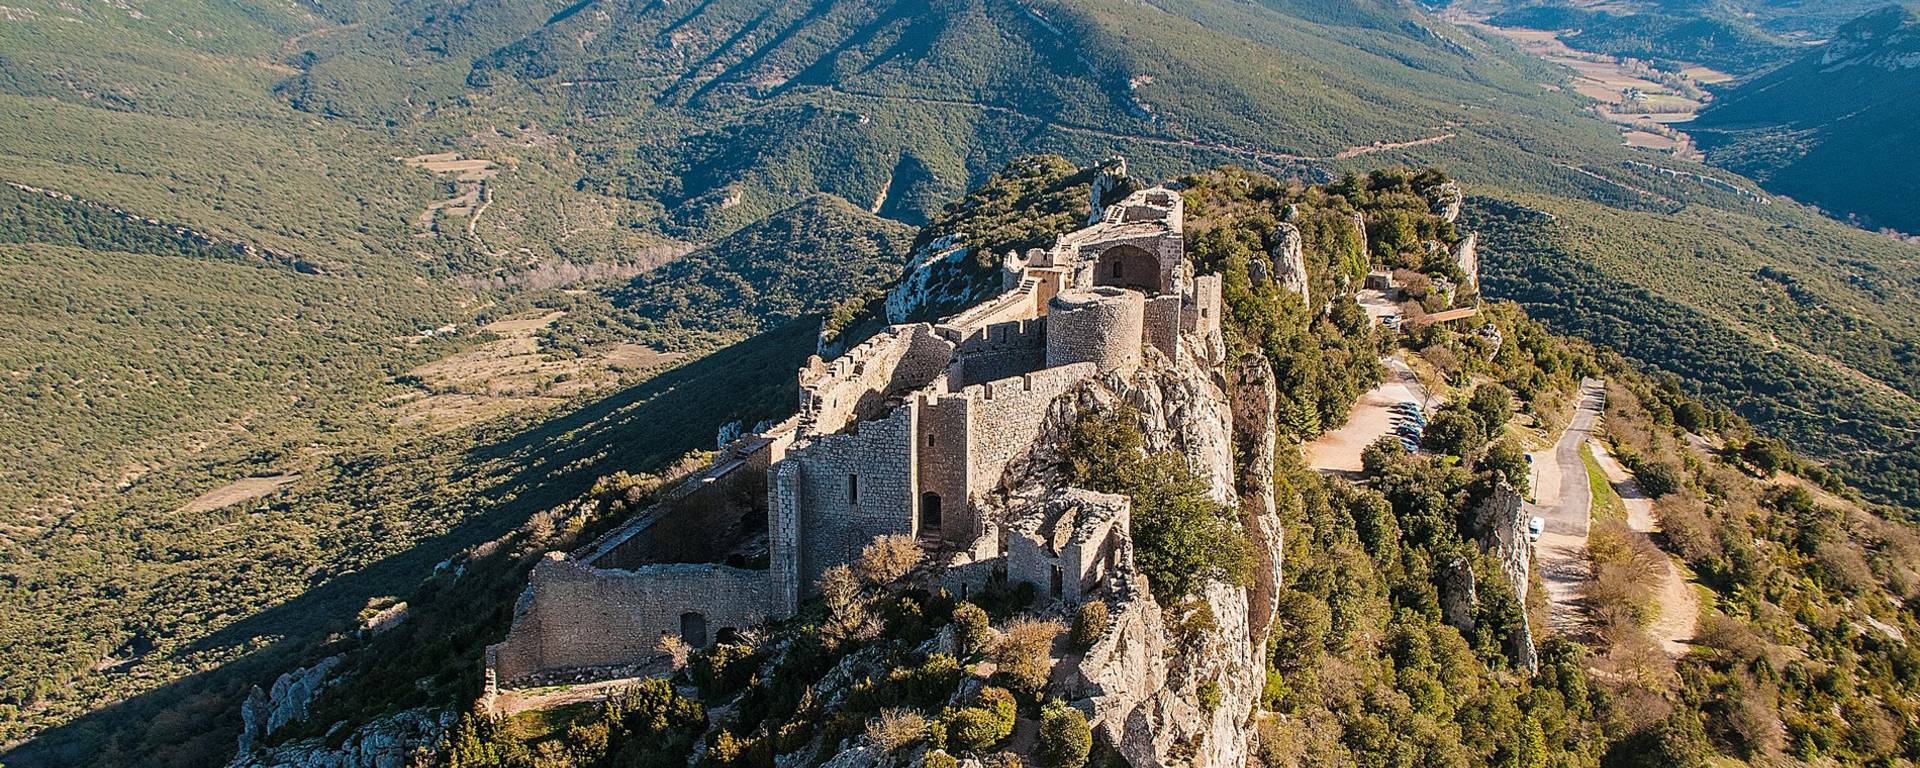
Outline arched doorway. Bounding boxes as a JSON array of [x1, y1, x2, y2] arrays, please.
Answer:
[[679, 611, 708, 648], [1094, 244, 1160, 292], [919, 492, 943, 539]]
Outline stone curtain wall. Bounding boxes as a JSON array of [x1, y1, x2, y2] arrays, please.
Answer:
[[586, 463, 766, 569], [778, 406, 918, 596], [947, 317, 1046, 387], [1144, 295, 1181, 360], [488, 557, 772, 685], [963, 364, 1097, 499]]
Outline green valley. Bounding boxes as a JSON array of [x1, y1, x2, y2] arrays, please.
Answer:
[[1, 0, 1918, 765]]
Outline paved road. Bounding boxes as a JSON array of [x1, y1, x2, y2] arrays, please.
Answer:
[[1531, 378, 1606, 635]]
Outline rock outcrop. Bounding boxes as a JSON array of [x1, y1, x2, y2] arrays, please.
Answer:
[[1267, 223, 1310, 308], [1088, 158, 1132, 226], [1468, 476, 1537, 672], [980, 341, 1274, 768], [229, 708, 455, 768], [1424, 180, 1463, 224], [237, 656, 342, 755]]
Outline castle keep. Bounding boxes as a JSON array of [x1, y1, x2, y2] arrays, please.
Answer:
[[486, 188, 1223, 688]]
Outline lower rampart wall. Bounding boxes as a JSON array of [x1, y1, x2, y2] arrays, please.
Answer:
[[487, 556, 771, 686]]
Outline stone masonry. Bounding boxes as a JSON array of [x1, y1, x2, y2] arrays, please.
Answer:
[[486, 186, 1226, 691]]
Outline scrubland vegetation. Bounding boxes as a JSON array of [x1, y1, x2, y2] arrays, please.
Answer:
[[4, 0, 1919, 757]]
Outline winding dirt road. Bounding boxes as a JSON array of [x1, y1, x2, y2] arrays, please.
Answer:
[[1588, 440, 1699, 655]]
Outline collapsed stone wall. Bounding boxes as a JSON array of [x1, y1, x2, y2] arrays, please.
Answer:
[[800, 324, 951, 433], [1006, 489, 1131, 604], [772, 406, 919, 604], [487, 557, 771, 686]]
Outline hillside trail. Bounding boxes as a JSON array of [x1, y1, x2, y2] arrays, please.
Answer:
[[1587, 440, 1699, 656], [819, 86, 1456, 166]]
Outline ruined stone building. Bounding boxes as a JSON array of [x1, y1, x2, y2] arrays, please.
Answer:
[[486, 187, 1226, 689]]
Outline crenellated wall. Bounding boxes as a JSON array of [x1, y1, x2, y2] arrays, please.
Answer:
[[943, 317, 1047, 388], [799, 324, 951, 434]]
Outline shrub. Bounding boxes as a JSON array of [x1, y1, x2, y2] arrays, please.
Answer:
[[1196, 678, 1223, 714], [1468, 383, 1515, 432], [704, 729, 772, 768], [1070, 600, 1109, 651], [1481, 439, 1531, 496], [820, 564, 879, 647], [1629, 460, 1682, 498], [444, 711, 533, 768], [993, 618, 1065, 694], [657, 633, 691, 671], [857, 534, 923, 585], [1423, 409, 1488, 458], [865, 708, 929, 752], [1036, 703, 1093, 768], [952, 602, 993, 657], [1065, 409, 1254, 602], [926, 750, 959, 768], [946, 689, 1016, 752], [882, 653, 963, 709], [691, 642, 760, 697], [1740, 438, 1789, 476]]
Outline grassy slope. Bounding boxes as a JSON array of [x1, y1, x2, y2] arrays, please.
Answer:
[[3, 0, 1920, 762]]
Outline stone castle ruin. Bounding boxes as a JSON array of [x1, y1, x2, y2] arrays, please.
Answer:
[[485, 188, 1228, 693]]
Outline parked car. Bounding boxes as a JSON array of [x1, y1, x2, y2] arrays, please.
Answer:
[[1528, 516, 1546, 542]]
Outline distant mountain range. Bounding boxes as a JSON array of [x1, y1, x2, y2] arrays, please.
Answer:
[[4, 0, 1920, 763], [1691, 4, 1920, 233]]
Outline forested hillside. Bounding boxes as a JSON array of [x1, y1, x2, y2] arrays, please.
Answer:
[[1690, 5, 1920, 234], [4, 0, 1920, 764]]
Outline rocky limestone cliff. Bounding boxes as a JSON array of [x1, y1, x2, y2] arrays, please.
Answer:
[[229, 708, 455, 768], [1468, 476, 1537, 673], [969, 341, 1278, 768], [1424, 181, 1463, 224], [1819, 5, 1920, 72], [1265, 223, 1310, 308]]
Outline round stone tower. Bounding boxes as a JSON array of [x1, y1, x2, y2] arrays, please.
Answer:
[[1046, 287, 1144, 372]]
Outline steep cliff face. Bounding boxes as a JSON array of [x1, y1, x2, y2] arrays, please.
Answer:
[[975, 343, 1280, 768]]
